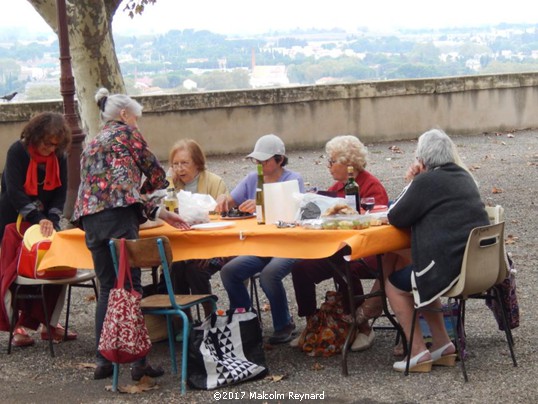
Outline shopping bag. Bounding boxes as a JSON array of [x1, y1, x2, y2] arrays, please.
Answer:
[[187, 308, 268, 390], [486, 254, 519, 331], [298, 291, 354, 357], [16, 224, 76, 279], [419, 301, 466, 358], [98, 239, 152, 363]]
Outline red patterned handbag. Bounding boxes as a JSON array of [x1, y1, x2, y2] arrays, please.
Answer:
[[98, 239, 152, 363]]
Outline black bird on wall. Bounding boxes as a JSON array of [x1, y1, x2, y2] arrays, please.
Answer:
[[1, 92, 18, 102]]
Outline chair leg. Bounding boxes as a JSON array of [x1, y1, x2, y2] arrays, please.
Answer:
[[40, 285, 55, 358], [448, 298, 468, 382], [178, 311, 191, 395], [64, 285, 73, 342], [494, 291, 518, 367], [376, 256, 408, 357], [405, 309, 418, 375], [165, 314, 178, 374], [7, 285, 22, 354], [112, 363, 120, 392]]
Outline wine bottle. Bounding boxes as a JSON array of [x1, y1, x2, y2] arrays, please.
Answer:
[[344, 166, 360, 213], [164, 188, 179, 214], [255, 164, 265, 224]]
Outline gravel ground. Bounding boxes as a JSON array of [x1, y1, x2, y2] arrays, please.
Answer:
[[0, 129, 536, 404]]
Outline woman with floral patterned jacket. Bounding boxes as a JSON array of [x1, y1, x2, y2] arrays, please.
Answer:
[[71, 88, 189, 381]]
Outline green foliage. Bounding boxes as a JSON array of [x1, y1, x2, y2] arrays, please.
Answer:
[[122, 0, 157, 18], [195, 69, 250, 91], [288, 56, 377, 84], [0, 59, 24, 94], [25, 83, 61, 100], [6, 20, 538, 96]]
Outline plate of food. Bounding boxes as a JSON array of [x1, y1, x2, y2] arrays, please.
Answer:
[[220, 208, 256, 220], [191, 221, 236, 230]]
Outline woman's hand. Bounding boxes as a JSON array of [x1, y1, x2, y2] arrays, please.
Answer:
[[405, 160, 426, 182], [39, 219, 55, 237], [216, 194, 231, 213], [238, 199, 256, 214], [158, 209, 190, 230]]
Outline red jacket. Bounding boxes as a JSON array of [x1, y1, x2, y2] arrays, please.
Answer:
[[328, 170, 389, 205]]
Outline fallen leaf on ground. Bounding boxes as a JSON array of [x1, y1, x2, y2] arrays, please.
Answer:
[[505, 235, 519, 244], [85, 295, 96, 302], [266, 374, 287, 382], [105, 376, 159, 394], [507, 134, 515, 138], [312, 362, 324, 371], [264, 342, 275, 350], [492, 187, 503, 194], [76, 362, 97, 369], [389, 145, 403, 153], [262, 303, 271, 312], [469, 165, 481, 171]]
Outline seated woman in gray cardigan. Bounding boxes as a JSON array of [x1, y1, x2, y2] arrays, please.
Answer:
[[386, 128, 489, 373]]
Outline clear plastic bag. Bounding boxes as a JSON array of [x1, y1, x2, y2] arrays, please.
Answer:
[[177, 190, 217, 225], [294, 193, 347, 220]]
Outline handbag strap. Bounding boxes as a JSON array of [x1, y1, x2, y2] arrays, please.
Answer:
[[16, 214, 24, 237], [117, 238, 134, 290]]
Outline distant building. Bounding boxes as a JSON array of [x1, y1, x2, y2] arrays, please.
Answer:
[[183, 79, 197, 90], [315, 77, 343, 85], [250, 65, 289, 88]]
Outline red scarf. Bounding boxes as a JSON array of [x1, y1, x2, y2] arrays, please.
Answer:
[[24, 146, 62, 196]]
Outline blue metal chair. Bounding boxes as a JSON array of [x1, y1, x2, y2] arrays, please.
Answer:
[[109, 236, 218, 394]]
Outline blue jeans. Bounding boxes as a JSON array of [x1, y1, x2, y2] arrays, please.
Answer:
[[82, 206, 145, 367], [220, 256, 297, 332]]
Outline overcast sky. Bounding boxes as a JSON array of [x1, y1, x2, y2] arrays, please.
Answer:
[[2, 0, 537, 37]]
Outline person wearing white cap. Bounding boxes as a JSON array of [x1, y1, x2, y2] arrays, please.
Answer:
[[216, 134, 305, 344]]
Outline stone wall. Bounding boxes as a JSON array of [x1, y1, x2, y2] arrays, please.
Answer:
[[1, 72, 537, 171]]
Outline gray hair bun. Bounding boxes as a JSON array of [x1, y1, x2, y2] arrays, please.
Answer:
[[95, 87, 110, 111]]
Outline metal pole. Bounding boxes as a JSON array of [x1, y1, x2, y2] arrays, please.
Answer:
[[56, 0, 85, 219]]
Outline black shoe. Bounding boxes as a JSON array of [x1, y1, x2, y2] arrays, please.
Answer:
[[94, 364, 114, 380], [268, 320, 297, 345], [131, 364, 165, 381]]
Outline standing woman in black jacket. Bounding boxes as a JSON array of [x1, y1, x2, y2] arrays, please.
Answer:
[[0, 112, 76, 347], [386, 128, 489, 373]]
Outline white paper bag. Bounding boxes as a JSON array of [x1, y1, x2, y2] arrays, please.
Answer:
[[263, 180, 301, 224]]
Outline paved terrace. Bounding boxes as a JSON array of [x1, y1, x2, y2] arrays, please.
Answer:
[[0, 129, 536, 403]]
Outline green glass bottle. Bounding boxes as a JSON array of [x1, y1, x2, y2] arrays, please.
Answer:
[[344, 165, 360, 213], [255, 164, 265, 224]]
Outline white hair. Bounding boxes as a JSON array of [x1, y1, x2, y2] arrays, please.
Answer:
[[95, 87, 143, 122]]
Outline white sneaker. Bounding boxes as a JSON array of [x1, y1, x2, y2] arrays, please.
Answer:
[[351, 330, 375, 352], [289, 335, 301, 348], [289, 328, 306, 348]]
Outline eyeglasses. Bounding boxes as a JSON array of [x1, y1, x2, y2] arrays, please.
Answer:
[[42, 140, 59, 149], [327, 158, 337, 167], [172, 161, 192, 169]]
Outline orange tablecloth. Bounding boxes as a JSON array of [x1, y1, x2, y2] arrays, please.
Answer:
[[39, 218, 410, 270]]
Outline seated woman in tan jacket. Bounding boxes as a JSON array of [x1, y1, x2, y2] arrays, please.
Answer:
[[164, 139, 229, 316]]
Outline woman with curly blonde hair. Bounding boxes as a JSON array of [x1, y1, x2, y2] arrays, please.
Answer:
[[291, 135, 389, 353]]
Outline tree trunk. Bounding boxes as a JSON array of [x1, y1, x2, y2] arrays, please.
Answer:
[[28, 0, 126, 138]]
